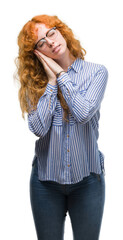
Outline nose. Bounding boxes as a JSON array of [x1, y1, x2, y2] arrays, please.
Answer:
[[45, 37, 54, 47]]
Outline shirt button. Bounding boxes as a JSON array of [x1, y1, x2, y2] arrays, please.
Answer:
[[67, 134, 69, 137], [62, 78, 64, 81], [50, 89, 53, 92], [67, 149, 69, 152], [68, 164, 70, 167]]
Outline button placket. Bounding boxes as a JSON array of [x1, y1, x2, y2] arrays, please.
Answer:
[[67, 134, 70, 167], [49, 89, 53, 109], [64, 120, 71, 181], [49, 97, 51, 109], [67, 125, 70, 167]]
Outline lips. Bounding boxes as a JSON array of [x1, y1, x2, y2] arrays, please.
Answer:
[[52, 44, 61, 53]]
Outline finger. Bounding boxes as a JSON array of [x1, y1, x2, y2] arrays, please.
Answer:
[[34, 51, 49, 68], [33, 50, 63, 74], [34, 50, 50, 63], [37, 56, 49, 73], [34, 52, 52, 71], [34, 51, 45, 65], [34, 50, 42, 59]]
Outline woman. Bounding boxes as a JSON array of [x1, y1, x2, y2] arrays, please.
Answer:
[[15, 14, 108, 240]]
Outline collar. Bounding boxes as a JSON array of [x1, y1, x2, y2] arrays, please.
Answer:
[[68, 57, 83, 73]]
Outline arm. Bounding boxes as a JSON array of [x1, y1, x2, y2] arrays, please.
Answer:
[[27, 83, 58, 137], [56, 65, 108, 124]]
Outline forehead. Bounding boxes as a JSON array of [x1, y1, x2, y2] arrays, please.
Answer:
[[35, 23, 51, 39]]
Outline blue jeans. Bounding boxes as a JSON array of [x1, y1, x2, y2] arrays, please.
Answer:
[[29, 157, 105, 240]]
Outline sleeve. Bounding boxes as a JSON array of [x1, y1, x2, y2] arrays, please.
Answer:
[[27, 83, 58, 137], [56, 65, 108, 124]]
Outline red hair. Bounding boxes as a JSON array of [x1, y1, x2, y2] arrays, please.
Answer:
[[14, 14, 86, 121]]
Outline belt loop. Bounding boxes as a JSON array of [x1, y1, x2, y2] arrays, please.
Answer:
[[97, 174, 101, 181]]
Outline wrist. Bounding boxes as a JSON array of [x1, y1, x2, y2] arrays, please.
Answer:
[[56, 70, 66, 78], [48, 79, 57, 85]]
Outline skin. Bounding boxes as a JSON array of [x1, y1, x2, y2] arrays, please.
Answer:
[[33, 23, 76, 85]]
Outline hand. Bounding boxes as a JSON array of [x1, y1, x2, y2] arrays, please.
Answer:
[[35, 54, 56, 83], [33, 50, 64, 79]]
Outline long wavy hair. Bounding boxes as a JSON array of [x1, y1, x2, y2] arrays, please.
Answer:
[[14, 14, 86, 122]]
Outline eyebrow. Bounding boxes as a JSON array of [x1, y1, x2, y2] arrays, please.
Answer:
[[35, 28, 53, 47]]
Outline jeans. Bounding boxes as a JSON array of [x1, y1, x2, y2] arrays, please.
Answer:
[[29, 157, 105, 240]]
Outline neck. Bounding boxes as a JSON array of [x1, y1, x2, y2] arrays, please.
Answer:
[[54, 49, 76, 72]]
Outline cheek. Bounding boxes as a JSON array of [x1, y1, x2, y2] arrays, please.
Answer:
[[60, 35, 67, 46], [37, 49, 51, 57]]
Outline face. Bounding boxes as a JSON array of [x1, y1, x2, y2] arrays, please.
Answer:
[[34, 23, 68, 60]]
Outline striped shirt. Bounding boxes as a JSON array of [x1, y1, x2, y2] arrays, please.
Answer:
[[28, 57, 108, 185]]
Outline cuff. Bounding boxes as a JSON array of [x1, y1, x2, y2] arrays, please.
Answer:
[[56, 72, 70, 88], [45, 83, 58, 95]]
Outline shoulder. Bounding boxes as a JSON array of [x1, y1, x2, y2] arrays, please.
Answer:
[[81, 59, 108, 75]]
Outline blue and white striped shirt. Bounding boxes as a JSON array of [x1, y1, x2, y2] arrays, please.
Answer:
[[28, 58, 108, 184]]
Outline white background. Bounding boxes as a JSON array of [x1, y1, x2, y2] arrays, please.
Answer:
[[0, 0, 123, 239]]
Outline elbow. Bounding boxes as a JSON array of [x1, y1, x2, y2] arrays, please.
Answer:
[[75, 99, 91, 124], [28, 122, 45, 138], [75, 111, 97, 125], [100, 65, 109, 86], [27, 116, 45, 138], [73, 109, 91, 124], [76, 114, 91, 125], [102, 65, 108, 76], [73, 101, 98, 125], [27, 111, 46, 138]]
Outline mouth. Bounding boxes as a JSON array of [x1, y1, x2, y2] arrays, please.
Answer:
[[52, 44, 61, 53]]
